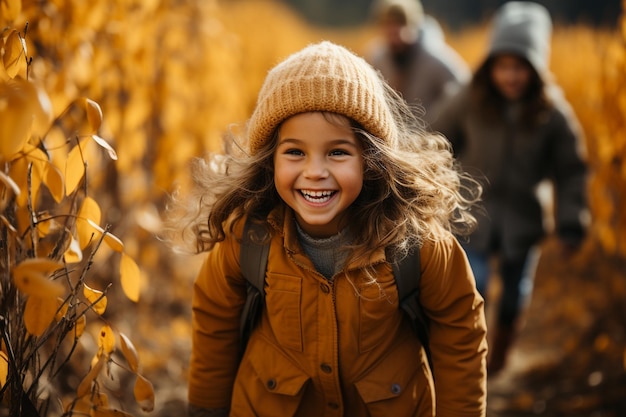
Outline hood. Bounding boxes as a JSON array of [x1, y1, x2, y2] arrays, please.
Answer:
[[485, 1, 552, 75]]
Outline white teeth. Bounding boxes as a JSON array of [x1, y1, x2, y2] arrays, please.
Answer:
[[302, 190, 333, 197], [301, 190, 335, 202]]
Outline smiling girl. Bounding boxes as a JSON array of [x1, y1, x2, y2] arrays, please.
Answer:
[[167, 41, 487, 417]]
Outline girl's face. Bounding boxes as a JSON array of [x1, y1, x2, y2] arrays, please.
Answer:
[[274, 112, 364, 238], [490, 53, 533, 101]]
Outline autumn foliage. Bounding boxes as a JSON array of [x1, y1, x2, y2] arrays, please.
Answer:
[[1, 0, 625, 415], [1, 3, 152, 417]]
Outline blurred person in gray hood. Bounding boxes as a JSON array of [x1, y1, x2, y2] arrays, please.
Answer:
[[365, 0, 470, 123], [432, 1, 589, 376]]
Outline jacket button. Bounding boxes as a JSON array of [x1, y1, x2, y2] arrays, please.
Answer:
[[391, 383, 402, 395], [320, 283, 330, 293], [266, 379, 277, 390], [320, 363, 332, 373]]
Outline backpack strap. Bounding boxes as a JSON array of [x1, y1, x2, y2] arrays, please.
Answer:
[[392, 249, 434, 373], [239, 219, 270, 354]]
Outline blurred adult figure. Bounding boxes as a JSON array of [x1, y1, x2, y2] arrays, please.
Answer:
[[365, 0, 470, 123], [432, 1, 589, 376]]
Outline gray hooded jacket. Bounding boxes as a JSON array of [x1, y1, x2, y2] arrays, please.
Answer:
[[432, 1, 588, 259]]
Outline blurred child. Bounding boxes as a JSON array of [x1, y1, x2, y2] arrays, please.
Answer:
[[169, 41, 487, 416], [365, 0, 470, 123], [432, 2, 589, 375]]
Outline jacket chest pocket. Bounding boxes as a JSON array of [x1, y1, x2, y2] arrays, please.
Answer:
[[358, 278, 400, 353], [265, 273, 303, 351]]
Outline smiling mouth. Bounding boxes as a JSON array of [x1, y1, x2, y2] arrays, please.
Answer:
[[300, 190, 336, 203]]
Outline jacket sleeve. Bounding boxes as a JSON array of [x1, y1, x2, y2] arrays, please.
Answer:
[[188, 233, 247, 410], [549, 99, 589, 245], [419, 233, 488, 417]]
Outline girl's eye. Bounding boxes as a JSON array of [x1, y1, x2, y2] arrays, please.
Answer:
[[284, 149, 304, 156], [329, 149, 349, 156]]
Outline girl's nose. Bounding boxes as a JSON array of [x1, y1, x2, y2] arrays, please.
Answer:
[[303, 157, 329, 179]]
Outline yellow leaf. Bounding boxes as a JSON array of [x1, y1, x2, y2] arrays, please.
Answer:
[[35, 213, 52, 238], [120, 253, 141, 302], [13, 269, 64, 298], [77, 354, 105, 399], [133, 374, 155, 412], [0, 78, 38, 159], [0, 0, 22, 23], [24, 296, 57, 336], [13, 256, 61, 274], [65, 144, 86, 195], [12, 258, 64, 298], [83, 283, 107, 315], [104, 231, 124, 253], [119, 333, 139, 373], [7, 156, 29, 208], [75, 219, 111, 253], [46, 126, 69, 172], [44, 163, 64, 203], [76, 197, 101, 248], [98, 324, 115, 357], [2, 29, 26, 78], [74, 314, 86, 338], [90, 352, 99, 368], [31, 85, 53, 138], [63, 235, 83, 263], [83, 98, 103, 132], [20, 136, 49, 161], [15, 205, 29, 235], [91, 135, 118, 160], [0, 351, 8, 388], [66, 395, 92, 414]]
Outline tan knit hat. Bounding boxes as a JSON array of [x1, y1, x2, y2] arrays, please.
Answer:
[[247, 41, 397, 155]]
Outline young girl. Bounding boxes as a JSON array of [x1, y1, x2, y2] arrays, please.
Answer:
[[168, 41, 487, 417], [432, 2, 589, 375]]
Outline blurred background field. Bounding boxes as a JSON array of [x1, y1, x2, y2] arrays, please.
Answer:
[[1, 0, 625, 416]]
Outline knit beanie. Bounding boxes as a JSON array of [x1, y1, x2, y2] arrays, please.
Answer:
[[247, 41, 397, 155], [488, 1, 552, 75]]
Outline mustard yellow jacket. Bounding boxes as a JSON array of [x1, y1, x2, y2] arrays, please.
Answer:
[[189, 207, 487, 416]]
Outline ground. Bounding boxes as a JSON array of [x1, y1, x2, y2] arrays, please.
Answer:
[[485, 236, 626, 417]]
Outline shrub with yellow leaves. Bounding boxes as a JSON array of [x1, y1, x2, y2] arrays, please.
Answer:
[[0, 22, 153, 417]]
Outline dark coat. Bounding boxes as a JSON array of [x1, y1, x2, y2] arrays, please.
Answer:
[[432, 2, 588, 259], [433, 86, 588, 259]]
